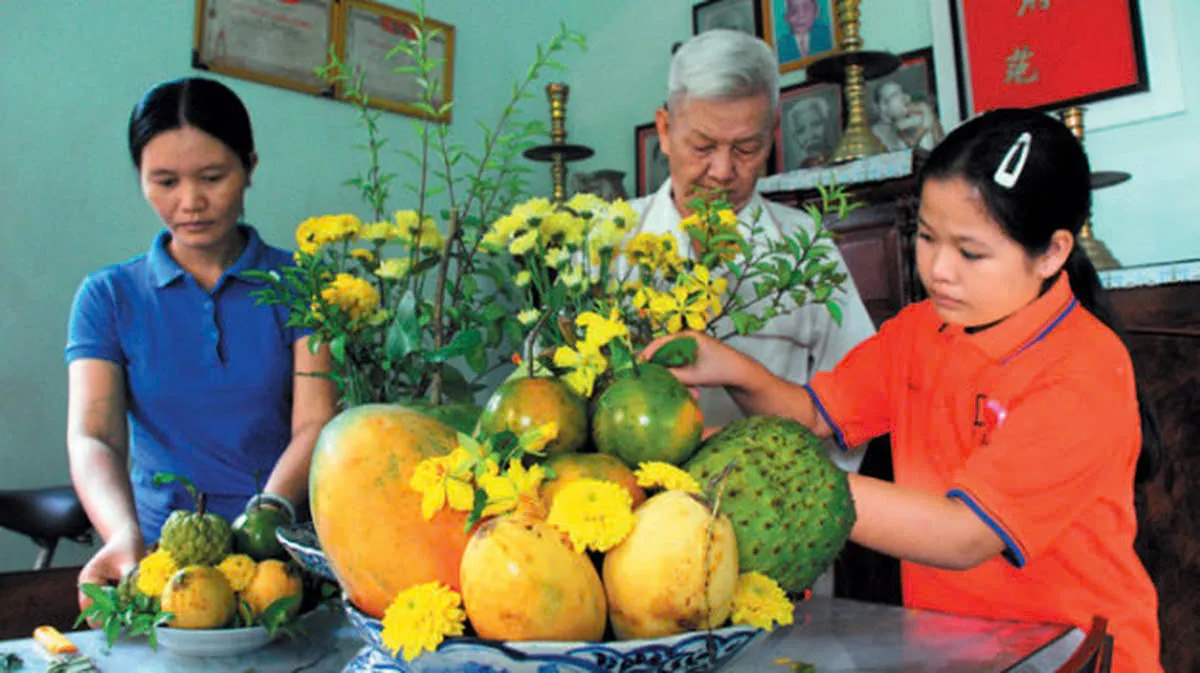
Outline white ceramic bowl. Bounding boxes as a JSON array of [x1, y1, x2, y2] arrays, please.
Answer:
[[154, 622, 280, 657]]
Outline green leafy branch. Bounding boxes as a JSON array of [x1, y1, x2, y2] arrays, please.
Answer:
[[77, 583, 172, 651]]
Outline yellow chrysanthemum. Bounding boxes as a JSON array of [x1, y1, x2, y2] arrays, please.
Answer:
[[478, 458, 548, 518], [540, 210, 585, 245], [409, 448, 477, 520], [395, 210, 444, 251], [565, 192, 606, 216], [376, 258, 412, 280], [552, 344, 607, 398], [350, 248, 375, 263], [216, 554, 258, 592], [136, 549, 179, 597], [559, 264, 585, 288], [508, 229, 539, 256], [624, 232, 683, 275], [544, 247, 571, 269], [514, 270, 532, 287], [362, 221, 398, 241], [380, 582, 466, 662], [517, 309, 541, 326], [730, 572, 795, 631], [511, 197, 553, 221], [295, 213, 363, 254], [321, 273, 381, 322], [634, 462, 702, 493], [546, 479, 635, 553]]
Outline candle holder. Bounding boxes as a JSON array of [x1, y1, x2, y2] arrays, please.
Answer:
[[1059, 106, 1125, 270], [522, 83, 594, 203], [806, 0, 901, 164]]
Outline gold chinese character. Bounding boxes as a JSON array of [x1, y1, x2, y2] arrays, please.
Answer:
[[1018, 0, 1051, 16], [1005, 46, 1040, 84]]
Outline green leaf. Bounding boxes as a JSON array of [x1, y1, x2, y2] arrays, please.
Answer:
[[826, 301, 843, 326], [330, 334, 347, 365], [464, 488, 488, 533], [385, 295, 421, 360], [647, 336, 698, 367], [427, 329, 482, 363]]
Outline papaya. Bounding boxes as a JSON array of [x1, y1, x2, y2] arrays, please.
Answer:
[[309, 404, 470, 619]]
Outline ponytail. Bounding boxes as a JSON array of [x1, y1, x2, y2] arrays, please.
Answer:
[[1063, 245, 1162, 483]]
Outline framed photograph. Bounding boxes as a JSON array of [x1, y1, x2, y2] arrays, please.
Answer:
[[948, 0, 1148, 118], [761, 0, 841, 74], [775, 80, 843, 173], [693, 0, 763, 37], [336, 0, 456, 122], [865, 47, 945, 153], [192, 0, 337, 96], [634, 122, 670, 197]]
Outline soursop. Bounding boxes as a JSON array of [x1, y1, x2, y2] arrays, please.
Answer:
[[684, 415, 855, 594], [155, 473, 233, 567]]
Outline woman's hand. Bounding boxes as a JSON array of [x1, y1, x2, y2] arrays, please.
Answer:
[[641, 331, 761, 390], [77, 525, 144, 622]]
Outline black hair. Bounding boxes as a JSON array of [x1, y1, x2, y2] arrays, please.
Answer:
[[919, 108, 1160, 483], [128, 77, 255, 171]]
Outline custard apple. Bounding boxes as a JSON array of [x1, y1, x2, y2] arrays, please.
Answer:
[[154, 474, 233, 567], [685, 415, 856, 594]]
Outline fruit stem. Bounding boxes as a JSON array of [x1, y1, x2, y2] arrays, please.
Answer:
[[197, 492, 207, 517]]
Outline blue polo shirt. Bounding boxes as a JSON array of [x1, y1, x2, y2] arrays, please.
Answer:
[[65, 225, 302, 542]]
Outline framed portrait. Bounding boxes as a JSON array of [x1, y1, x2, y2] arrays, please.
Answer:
[[948, 0, 1148, 118], [693, 0, 763, 37], [865, 47, 945, 153], [192, 0, 337, 96], [634, 122, 670, 197], [336, 0, 456, 122], [760, 0, 841, 74], [775, 80, 843, 173]]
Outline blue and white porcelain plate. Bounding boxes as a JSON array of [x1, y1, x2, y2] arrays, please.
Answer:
[[341, 599, 764, 673], [276, 521, 338, 582]]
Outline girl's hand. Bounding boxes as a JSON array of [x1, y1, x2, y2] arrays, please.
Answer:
[[640, 331, 759, 390], [77, 526, 144, 622]]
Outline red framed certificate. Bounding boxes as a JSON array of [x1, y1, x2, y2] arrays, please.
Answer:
[[949, 0, 1149, 117]]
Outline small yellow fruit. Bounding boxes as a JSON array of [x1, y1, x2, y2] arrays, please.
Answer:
[[241, 559, 304, 618], [160, 566, 237, 629], [602, 490, 739, 640]]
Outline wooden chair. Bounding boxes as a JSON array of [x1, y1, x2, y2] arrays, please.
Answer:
[[1053, 616, 1113, 673], [0, 566, 87, 640]]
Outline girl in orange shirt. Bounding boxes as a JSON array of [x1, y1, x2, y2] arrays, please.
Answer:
[[646, 108, 1162, 672]]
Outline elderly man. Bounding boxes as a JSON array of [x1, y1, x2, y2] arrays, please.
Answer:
[[785, 95, 836, 169], [629, 29, 875, 470]]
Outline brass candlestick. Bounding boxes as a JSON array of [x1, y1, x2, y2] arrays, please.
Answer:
[[1059, 106, 1124, 270], [807, 0, 900, 164], [523, 83, 594, 203]]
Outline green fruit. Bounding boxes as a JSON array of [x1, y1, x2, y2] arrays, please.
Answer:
[[591, 363, 703, 466], [233, 505, 291, 561], [477, 377, 587, 455], [117, 566, 145, 604], [685, 415, 856, 594]]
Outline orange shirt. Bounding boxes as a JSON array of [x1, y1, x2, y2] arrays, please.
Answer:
[[807, 275, 1160, 673]]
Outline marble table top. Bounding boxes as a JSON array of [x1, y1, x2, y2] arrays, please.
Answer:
[[0, 596, 1079, 672]]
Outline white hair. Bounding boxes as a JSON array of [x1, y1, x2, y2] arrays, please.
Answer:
[[667, 29, 780, 111]]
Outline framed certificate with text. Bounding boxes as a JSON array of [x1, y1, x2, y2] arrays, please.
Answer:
[[337, 0, 456, 122], [192, 0, 336, 96], [949, 0, 1149, 118]]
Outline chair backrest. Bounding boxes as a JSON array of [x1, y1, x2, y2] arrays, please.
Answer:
[[0, 567, 85, 640], [1053, 616, 1113, 673]]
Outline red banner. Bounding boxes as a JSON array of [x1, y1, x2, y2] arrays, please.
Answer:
[[955, 0, 1146, 114]]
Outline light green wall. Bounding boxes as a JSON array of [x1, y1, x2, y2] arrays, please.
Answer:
[[1, 0, 1195, 572], [0, 0, 582, 571]]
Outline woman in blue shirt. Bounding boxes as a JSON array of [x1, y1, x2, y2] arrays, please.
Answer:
[[65, 77, 337, 594]]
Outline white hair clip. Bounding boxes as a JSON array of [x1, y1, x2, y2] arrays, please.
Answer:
[[993, 132, 1033, 189]]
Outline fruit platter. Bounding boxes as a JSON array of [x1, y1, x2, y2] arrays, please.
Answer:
[[303, 342, 855, 673], [78, 475, 329, 656]]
